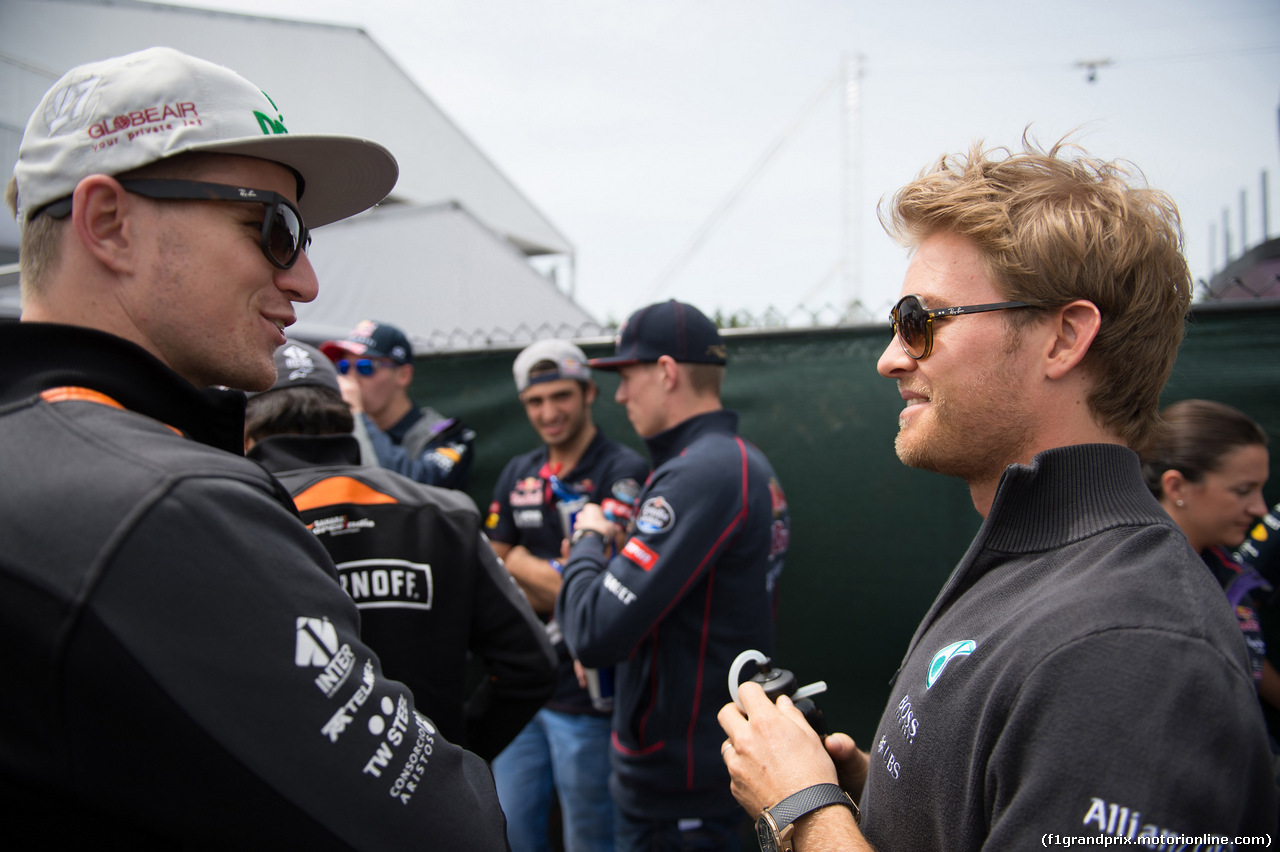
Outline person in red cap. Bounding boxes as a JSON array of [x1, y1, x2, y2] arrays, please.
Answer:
[[0, 47, 507, 848], [556, 300, 792, 849], [321, 319, 476, 491]]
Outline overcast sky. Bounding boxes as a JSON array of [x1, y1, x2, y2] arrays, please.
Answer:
[[152, 0, 1280, 326]]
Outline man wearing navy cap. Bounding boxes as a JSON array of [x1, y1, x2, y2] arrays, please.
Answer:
[[321, 319, 476, 490], [556, 300, 791, 849]]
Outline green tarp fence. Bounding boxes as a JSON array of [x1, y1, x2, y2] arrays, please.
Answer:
[[410, 300, 1280, 740]]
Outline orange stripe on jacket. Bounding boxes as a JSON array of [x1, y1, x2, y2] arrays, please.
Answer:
[[41, 387, 126, 409], [292, 476, 400, 512], [41, 386, 183, 436]]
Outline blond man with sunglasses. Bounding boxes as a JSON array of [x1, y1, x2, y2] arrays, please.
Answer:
[[0, 47, 508, 848], [720, 137, 1276, 851]]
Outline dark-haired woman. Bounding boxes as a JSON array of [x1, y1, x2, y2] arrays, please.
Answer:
[[1143, 398, 1280, 714]]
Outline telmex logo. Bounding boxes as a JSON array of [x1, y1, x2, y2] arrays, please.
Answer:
[[926, 640, 976, 689]]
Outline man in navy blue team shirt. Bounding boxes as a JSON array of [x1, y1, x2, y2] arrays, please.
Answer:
[[557, 301, 791, 850], [487, 339, 649, 852]]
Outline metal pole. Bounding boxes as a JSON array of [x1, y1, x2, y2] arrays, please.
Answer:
[[840, 53, 865, 318], [1223, 209, 1232, 264], [1262, 171, 1270, 240], [1240, 189, 1248, 254]]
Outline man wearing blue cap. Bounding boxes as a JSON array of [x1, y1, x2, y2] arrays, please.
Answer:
[[322, 319, 476, 490], [556, 300, 791, 850]]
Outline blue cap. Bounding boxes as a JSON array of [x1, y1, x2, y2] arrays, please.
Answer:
[[320, 320, 413, 365]]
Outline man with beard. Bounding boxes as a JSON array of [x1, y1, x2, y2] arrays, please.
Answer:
[[718, 138, 1277, 850], [486, 338, 648, 852]]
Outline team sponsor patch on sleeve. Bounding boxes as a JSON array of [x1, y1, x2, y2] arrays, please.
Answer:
[[621, 537, 659, 571], [612, 477, 641, 503], [635, 496, 675, 534], [601, 497, 634, 523], [485, 501, 501, 529]]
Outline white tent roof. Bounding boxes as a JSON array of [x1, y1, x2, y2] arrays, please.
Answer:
[[296, 202, 601, 352], [0, 0, 572, 257]]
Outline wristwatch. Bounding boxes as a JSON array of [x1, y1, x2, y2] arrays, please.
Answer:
[[755, 782, 858, 852], [570, 527, 605, 546]]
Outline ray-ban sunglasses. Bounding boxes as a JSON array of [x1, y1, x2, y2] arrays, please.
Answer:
[[890, 293, 1031, 360], [39, 178, 310, 270]]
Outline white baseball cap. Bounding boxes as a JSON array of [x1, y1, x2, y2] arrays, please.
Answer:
[[13, 46, 398, 228], [513, 338, 592, 393]]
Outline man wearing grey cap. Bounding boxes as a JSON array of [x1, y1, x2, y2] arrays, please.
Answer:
[[0, 47, 507, 848], [555, 300, 791, 850], [245, 341, 555, 761], [486, 338, 649, 852]]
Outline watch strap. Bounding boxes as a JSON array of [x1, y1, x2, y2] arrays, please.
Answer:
[[570, 527, 605, 546], [767, 782, 858, 830]]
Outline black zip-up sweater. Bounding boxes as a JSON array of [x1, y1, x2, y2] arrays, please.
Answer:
[[250, 432, 555, 760], [0, 322, 508, 850]]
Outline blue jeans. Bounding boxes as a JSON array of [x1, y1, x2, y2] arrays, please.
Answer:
[[492, 708, 615, 852], [614, 810, 745, 852]]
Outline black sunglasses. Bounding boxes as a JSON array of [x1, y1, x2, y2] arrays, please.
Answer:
[[336, 358, 398, 376], [38, 179, 311, 270], [890, 294, 1031, 360]]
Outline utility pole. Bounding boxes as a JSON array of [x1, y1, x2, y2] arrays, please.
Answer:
[[840, 52, 865, 319]]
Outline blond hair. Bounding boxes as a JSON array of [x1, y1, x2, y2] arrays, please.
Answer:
[[881, 135, 1192, 451]]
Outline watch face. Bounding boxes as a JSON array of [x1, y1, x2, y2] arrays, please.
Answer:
[[755, 815, 778, 852]]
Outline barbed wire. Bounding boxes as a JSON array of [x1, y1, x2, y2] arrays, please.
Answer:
[[411, 300, 893, 354], [412, 281, 1277, 355], [1197, 272, 1280, 301]]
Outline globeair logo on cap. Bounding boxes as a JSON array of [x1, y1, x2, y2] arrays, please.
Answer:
[[926, 640, 976, 689]]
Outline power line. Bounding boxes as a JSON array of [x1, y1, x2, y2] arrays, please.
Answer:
[[645, 67, 842, 302]]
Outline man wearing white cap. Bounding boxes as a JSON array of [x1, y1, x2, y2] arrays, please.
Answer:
[[0, 47, 507, 848], [486, 338, 648, 852]]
